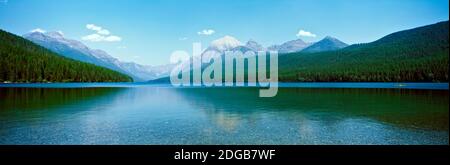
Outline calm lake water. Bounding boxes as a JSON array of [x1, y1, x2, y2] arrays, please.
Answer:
[[0, 83, 448, 144]]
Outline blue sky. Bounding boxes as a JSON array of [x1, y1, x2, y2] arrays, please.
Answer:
[[0, 0, 448, 66]]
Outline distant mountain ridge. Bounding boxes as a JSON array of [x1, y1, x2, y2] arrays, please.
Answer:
[[249, 37, 347, 54], [200, 35, 347, 58], [268, 39, 313, 53], [23, 32, 174, 81], [245, 40, 266, 51]]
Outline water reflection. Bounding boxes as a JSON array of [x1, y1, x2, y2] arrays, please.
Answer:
[[0, 86, 448, 144], [175, 88, 449, 131]]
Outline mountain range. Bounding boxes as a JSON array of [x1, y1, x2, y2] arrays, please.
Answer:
[[23, 30, 348, 82], [4, 21, 447, 83], [150, 20, 449, 83], [201, 35, 348, 57], [23, 32, 174, 81], [268, 39, 313, 53]]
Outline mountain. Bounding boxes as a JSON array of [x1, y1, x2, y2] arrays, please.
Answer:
[[301, 36, 348, 53], [200, 37, 272, 64], [23, 32, 109, 67], [268, 39, 313, 53], [23, 31, 173, 81], [245, 40, 266, 51], [120, 62, 174, 80], [267, 45, 280, 51], [0, 29, 132, 82], [151, 36, 264, 83], [202, 36, 267, 57], [210, 35, 241, 51], [278, 21, 449, 82], [180, 35, 242, 70]]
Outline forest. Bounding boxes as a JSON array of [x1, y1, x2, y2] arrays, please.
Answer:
[[277, 21, 449, 82]]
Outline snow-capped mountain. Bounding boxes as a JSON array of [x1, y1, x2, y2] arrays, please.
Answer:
[[175, 35, 263, 72], [197, 35, 241, 62], [196, 35, 348, 59], [210, 35, 241, 52], [23, 31, 173, 81], [200, 36, 268, 59]]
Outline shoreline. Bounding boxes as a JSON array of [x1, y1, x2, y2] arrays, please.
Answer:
[[0, 82, 448, 90]]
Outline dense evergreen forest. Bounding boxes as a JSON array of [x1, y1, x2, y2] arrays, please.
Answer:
[[278, 21, 449, 82], [0, 29, 133, 83]]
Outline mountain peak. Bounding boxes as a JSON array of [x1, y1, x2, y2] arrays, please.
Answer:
[[293, 38, 306, 42], [46, 31, 64, 39], [246, 39, 257, 45], [301, 36, 348, 53], [323, 36, 344, 42], [275, 38, 311, 53], [245, 39, 265, 51], [210, 35, 242, 51], [25, 31, 65, 40], [324, 36, 335, 40]]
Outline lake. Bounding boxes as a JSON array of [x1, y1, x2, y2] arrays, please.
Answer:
[[0, 83, 448, 144]]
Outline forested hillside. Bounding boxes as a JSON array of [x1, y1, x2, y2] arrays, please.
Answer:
[[278, 21, 449, 82], [0, 29, 133, 83]]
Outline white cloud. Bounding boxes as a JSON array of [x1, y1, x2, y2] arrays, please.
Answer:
[[178, 37, 188, 41], [30, 28, 46, 33], [83, 24, 120, 42], [296, 29, 316, 38], [82, 33, 122, 42], [197, 29, 215, 35], [97, 29, 110, 35], [82, 34, 103, 42], [86, 24, 111, 35], [86, 24, 101, 31], [104, 35, 121, 42]]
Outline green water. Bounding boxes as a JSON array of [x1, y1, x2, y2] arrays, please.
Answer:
[[0, 85, 448, 144]]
